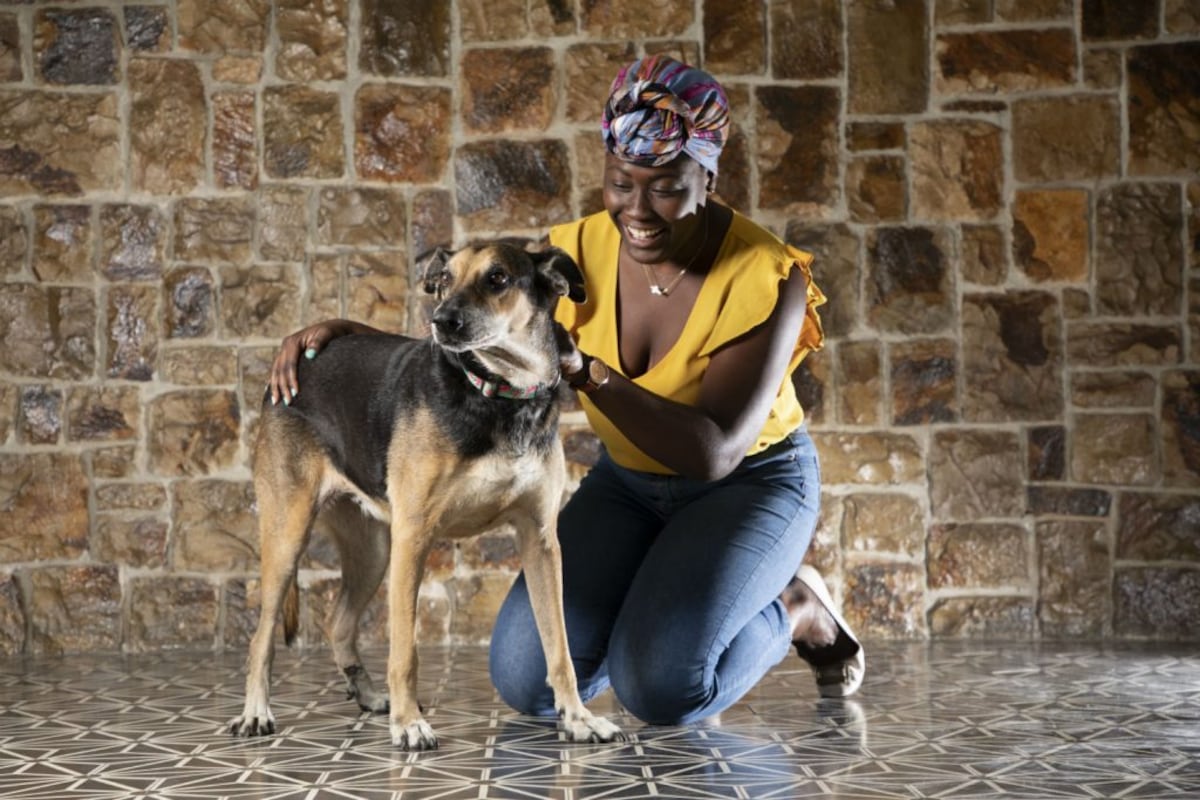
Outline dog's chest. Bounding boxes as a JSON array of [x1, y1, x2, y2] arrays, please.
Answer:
[[429, 451, 551, 538]]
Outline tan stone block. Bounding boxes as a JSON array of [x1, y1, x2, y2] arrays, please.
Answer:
[[258, 186, 309, 263], [1114, 567, 1200, 638], [843, 493, 923, 556], [307, 254, 343, 324], [928, 522, 1030, 589], [91, 514, 168, 568], [531, 0, 578, 37], [125, 6, 169, 52], [455, 140, 572, 231], [411, 189, 453, 266], [1117, 491, 1200, 562], [172, 479, 258, 571], [928, 597, 1034, 638], [1013, 96, 1120, 183], [88, 446, 137, 479], [276, 0, 347, 81], [164, 266, 216, 339], [213, 56, 262, 84], [1096, 183, 1184, 317], [581, 0, 691, 37], [891, 338, 957, 425], [1162, 370, 1200, 488], [847, 155, 906, 223], [1071, 413, 1157, 486], [962, 292, 1064, 422], [462, 47, 555, 135], [1167, 0, 1200, 33], [836, 340, 883, 425], [106, 284, 158, 381], [0, 206, 28, 278], [0, 382, 15, 443], [95, 483, 167, 513], [34, 8, 119, 86], [128, 577, 218, 652], [936, 29, 1075, 94], [1013, 189, 1088, 283], [178, 0, 270, 53], [28, 566, 121, 656], [848, 0, 928, 115], [264, 87, 344, 180], [845, 562, 926, 638], [770, 0, 841, 79], [0, 285, 95, 379], [99, 204, 166, 282], [929, 430, 1023, 520], [757, 85, 839, 214], [32, 204, 92, 282], [1062, 288, 1091, 319], [866, 227, 954, 335], [174, 197, 255, 264], [18, 385, 61, 444], [935, 0, 990, 25], [1066, 321, 1182, 367], [148, 391, 241, 476], [704, 0, 765, 74], [911, 120, 1002, 222], [347, 251, 408, 331], [813, 431, 924, 485], [1028, 425, 1065, 481], [213, 91, 258, 191], [1028, 486, 1112, 519], [417, 583, 451, 645], [222, 578, 264, 648], [806, 494, 843, 576], [960, 225, 1007, 286], [317, 187, 407, 248], [0, 90, 120, 195], [355, 84, 452, 183], [1083, 47, 1122, 89], [129, 58, 205, 194], [0, 13, 20, 82], [564, 43, 636, 124], [360, 0, 449, 76], [460, 0, 528, 40], [160, 345, 239, 386], [1070, 371, 1156, 408], [1037, 519, 1109, 638], [449, 572, 514, 643], [65, 386, 139, 443], [0, 574, 22, 655]]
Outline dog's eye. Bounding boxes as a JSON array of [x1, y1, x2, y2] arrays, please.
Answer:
[[486, 268, 510, 292]]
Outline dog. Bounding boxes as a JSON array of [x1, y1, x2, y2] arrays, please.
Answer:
[[230, 241, 623, 749]]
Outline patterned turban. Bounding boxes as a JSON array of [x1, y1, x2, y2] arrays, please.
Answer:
[[601, 56, 730, 177]]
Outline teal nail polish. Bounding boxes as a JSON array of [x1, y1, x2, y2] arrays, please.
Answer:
[[290, 387, 298, 398], [305, 348, 317, 359]]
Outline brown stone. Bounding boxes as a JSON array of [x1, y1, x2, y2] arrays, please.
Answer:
[[35, 8, 119, 85], [178, 0, 270, 53], [125, 6, 169, 52], [0, 285, 95, 379], [1096, 183, 1184, 316], [836, 341, 882, 425], [842, 493, 923, 555], [531, 0, 578, 36], [318, 185, 404, 247], [89, 446, 137, 479], [66, 386, 139, 442], [757, 85, 839, 214], [258, 186, 309, 262], [0, 13, 20, 81], [1062, 288, 1091, 319], [891, 338, 957, 425], [172, 479, 258, 571], [1028, 486, 1112, 517], [846, 122, 905, 152], [92, 514, 168, 568], [1082, 0, 1158, 41], [460, 0, 527, 40], [1070, 371, 1157, 408], [704, 0, 765, 74], [929, 430, 1023, 520], [812, 432, 924, 485], [1013, 96, 1120, 183], [1028, 425, 1066, 481], [1167, 0, 1200, 33], [960, 225, 1007, 286], [996, 0, 1072, 19], [845, 562, 925, 638], [164, 267, 216, 339], [1066, 321, 1182, 367], [99, 204, 165, 281], [19, 386, 61, 444], [174, 197, 255, 264], [411, 189, 454, 262], [307, 254, 343, 324], [563, 43, 636, 124], [95, 483, 167, 512], [462, 47, 556, 134], [1013, 189, 1088, 283], [355, 84, 452, 183], [770, 0, 841, 79], [786, 224, 860, 339], [106, 285, 158, 381], [213, 91, 258, 190], [213, 56, 262, 83], [1037, 520, 1109, 638], [911, 120, 1003, 222], [220, 264, 303, 339], [148, 391, 241, 476], [1114, 567, 1200, 638], [1118, 491, 1200, 562], [276, 0, 347, 81], [460, 531, 521, 573], [928, 523, 1030, 589], [33, 204, 92, 282], [962, 292, 1064, 422], [161, 345, 239, 386], [848, 0, 928, 115], [1072, 413, 1157, 486], [345, 251, 409, 331], [1083, 48, 1123, 89], [1162, 370, 1200, 487], [935, 0, 990, 25], [866, 226, 954, 335], [222, 579, 262, 648], [0, 574, 22, 655], [936, 29, 1075, 94], [581, 0, 691, 37], [456, 140, 572, 231], [360, 0, 449, 76], [129, 58, 205, 194], [792, 352, 829, 426], [264, 87, 344, 180], [928, 597, 1034, 638], [0, 90, 120, 195], [449, 572, 515, 643], [0, 206, 27, 277], [0, 383, 14, 442], [128, 577, 218, 652], [847, 155, 906, 223], [28, 566, 121, 655]]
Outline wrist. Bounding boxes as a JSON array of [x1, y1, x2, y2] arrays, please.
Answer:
[[567, 354, 610, 394]]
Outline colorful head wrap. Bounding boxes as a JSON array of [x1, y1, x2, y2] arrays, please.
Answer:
[[602, 56, 730, 177]]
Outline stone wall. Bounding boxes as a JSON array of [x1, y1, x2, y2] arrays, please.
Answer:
[[0, 0, 1197, 655]]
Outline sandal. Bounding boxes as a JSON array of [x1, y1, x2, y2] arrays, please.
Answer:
[[791, 565, 865, 698]]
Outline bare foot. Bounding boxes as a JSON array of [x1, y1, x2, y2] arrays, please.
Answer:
[[781, 575, 838, 648]]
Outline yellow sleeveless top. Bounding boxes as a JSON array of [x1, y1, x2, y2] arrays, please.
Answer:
[[551, 210, 826, 475]]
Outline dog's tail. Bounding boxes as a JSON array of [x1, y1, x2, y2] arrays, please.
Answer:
[[282, 578, 300, 647]]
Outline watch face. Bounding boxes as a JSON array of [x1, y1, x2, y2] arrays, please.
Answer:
[[589, 357, 609, 387]]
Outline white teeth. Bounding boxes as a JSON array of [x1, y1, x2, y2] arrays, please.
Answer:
[[626, 226, 662, 241]]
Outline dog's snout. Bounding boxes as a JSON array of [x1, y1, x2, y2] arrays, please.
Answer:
[[431, 306, 464, 334]]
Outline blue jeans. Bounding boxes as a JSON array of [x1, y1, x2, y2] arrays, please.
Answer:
[[489, 428, 821, 725]]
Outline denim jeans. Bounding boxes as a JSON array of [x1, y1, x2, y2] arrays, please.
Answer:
[[489, 427, 821, 725]]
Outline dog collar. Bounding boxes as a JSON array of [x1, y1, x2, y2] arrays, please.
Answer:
[[462, 366, 559, 400]]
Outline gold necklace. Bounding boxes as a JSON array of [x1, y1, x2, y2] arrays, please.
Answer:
[[639, 209, 709, 297]]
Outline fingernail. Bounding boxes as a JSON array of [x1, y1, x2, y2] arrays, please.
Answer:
[[283, 396, 290, 406], [305, 348, 317, 359], [290, 387, 298, 398], [271, 395, 277, 406]]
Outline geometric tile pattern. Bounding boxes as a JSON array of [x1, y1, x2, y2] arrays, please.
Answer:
[[1, 642, 1198, 799]]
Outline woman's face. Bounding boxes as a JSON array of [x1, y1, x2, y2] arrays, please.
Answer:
[[602, 152, 709, 265]]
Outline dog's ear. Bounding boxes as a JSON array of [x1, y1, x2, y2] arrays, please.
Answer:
[[416, 246, 453, 295], [533, 247, 587, 304]]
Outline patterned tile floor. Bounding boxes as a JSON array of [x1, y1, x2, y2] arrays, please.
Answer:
[[1, 641, 1197, 799]]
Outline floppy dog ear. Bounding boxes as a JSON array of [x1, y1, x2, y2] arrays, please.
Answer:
[[534, 247, 587, 304], [416, 246, 453, 295]]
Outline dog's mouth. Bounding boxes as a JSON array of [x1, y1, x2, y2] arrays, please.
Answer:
[[431, 328, 500, 353]]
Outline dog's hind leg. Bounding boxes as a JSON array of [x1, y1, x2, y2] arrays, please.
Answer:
[[320, 498, 391, 714]]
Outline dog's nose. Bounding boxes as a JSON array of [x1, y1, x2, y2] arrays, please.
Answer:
[[432, 306, 464, 334]]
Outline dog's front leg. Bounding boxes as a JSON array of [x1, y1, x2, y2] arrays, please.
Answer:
[[386, 525, 436, 750]]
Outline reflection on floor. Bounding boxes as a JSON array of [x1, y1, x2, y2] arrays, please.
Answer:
[[1, 641, 1197, 799]]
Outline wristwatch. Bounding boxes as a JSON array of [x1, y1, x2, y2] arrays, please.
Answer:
[[567, 354, 610, 394]]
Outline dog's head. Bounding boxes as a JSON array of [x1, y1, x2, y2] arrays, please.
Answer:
[[416, 240, 586, 354]]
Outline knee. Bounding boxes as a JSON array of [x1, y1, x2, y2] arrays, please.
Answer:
[[607, 643, 710, 725], [489, 635, 557, 717]]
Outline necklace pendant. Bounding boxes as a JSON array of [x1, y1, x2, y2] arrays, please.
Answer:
[[650, 285, 666, 296]]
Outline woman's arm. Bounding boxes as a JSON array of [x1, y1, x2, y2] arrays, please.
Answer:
[[569, 266, 810, 481], [267, 318, 385, 405]]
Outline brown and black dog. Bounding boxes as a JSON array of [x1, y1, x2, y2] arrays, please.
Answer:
[[230, 242, 623, 749]]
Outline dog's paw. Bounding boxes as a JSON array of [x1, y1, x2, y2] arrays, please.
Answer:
[[390, 718, 438, 750], [229, 713, 276, 738], [559, 710, 625, 744]]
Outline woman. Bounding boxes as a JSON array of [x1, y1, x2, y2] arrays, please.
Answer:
[[269, 56, 864, 725]]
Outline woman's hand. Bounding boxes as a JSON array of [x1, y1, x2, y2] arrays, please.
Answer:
[[267, 319, 382, 405], [553, 322, 584, 381]]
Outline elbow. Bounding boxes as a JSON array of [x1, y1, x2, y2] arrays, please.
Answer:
[[686, 443, 745, 483]]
